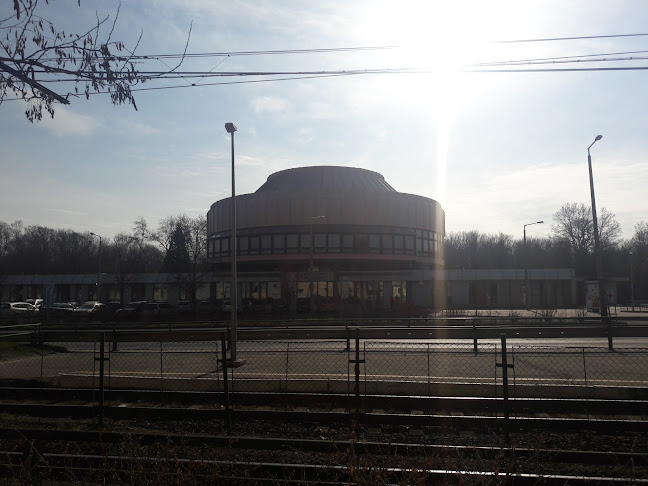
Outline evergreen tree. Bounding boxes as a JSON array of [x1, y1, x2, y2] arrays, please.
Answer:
[[161, 224, 191, 273]]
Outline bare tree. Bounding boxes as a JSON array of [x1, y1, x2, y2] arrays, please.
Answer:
[[134, 214, 208, 306], [551, 202, 621, 254], [1, 1, 189, 122]]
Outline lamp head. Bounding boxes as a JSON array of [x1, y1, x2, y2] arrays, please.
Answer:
[[537, 221, 544, 224], [225, 122, 237, 134], [595, 134, 602, 141]]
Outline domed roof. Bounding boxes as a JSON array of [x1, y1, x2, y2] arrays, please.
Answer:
[[255, 166, 396, 194]]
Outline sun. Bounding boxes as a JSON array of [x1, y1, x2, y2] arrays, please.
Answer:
[[353, 0, 519, 202]]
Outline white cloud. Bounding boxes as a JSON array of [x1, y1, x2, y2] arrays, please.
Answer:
[[119, 120, 161, 136], [39, 106, 101, 137], [251, 96, 290, 114]]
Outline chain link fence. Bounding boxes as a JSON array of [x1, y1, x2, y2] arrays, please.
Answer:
[[2, 334, 648, 397], [510, 345, 648, 398]]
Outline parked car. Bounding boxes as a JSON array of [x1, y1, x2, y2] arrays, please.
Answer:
[[176, 300, 193, 314], [0, 301, 38, 315], [196, 299, 220, 317], [42, 302, 76, 319], [141, 302, 174, 320], [25, 298, 44, 309], [115, 301, 147, 320], [72, 301, 108, 321], [221, 299, 241, 314], [0, 302, 39, 323]]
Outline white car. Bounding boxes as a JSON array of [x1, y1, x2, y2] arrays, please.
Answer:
[[25, 298, 44, 309], [72, 301, 107, 320], [0, 302, 38, 314]]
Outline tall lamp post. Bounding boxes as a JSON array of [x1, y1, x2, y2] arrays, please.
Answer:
[[630, 251, 635, 311], [225, 122, 239, 360], [587, 134, 608, 318], [523, 221, 543, 307], [90, 232, 102, 302], [309, 215, 326, 315]]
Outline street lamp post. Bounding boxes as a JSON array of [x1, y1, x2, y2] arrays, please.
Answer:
[[225, 122, 238, 360], [309, 215, 326, 315], [587, 134, 608, 318], [523, 221, 543, 308], [90, 232, 102, 302], [630, 251, 635, 311]]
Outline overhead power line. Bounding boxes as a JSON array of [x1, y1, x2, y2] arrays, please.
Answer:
[[29, 33, 648, 64], [495, 33, 648, 43], [6, 33, 648, 103]]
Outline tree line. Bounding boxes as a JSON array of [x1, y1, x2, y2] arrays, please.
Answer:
[[0, 203, 646, 301], [0, 214, 208, 304], [445, 203, 647, 300]]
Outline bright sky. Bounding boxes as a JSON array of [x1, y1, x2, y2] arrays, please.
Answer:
[[2, 0, 648, 242]]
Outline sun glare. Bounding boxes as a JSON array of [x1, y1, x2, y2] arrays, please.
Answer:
[[355, 1, 518, 204]]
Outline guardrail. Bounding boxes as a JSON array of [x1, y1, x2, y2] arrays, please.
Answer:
[[0, 322, 41, 338]]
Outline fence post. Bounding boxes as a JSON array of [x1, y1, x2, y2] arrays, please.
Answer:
[[345, 325, 350, 351], [285, 342, 290, 389], [98, 333, 105, 426], [473, 320, 478, 355], [221, 334, 232, 435], [355, 329, 360, 406], [160, 342, 164, 392], [496, 334, 513, 439], [427, 343, 430, 396], [347, 328, 365, 437], [40, 337, 44, 382], [606, 318, 614, 350]]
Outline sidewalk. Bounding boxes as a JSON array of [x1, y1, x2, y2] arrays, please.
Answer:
[[443, 308, 648, 319]]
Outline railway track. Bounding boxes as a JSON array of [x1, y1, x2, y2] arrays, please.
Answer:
[[1, 388, 648, 483], [1, 426, 647, 484]]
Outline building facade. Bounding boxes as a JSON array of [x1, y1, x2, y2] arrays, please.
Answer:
[[206, 166, 446, 313], [2, 166, 609, 315]]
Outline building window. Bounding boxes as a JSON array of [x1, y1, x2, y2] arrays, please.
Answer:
[[327, 233, 340, 253], [196, 283, 210, 301], [273, 235, 285, 254], [239, 236, 249, 255], [286, 234, 299, 254], [382, 234, 393, 253], [300, 233, 311, 251], [314, 233, 326, 251], [394, 235, 404, 254], [405, 235, 415, 254], [392, 281, 406, 302], [342, 234, 354, 252], [153, 285, 168, 302], [261, 235, 272, 254], [268, 281, 281, 299], [355, 234, 369, 251], [369, 234, 380, 253], [222, 237, 229, 256], [250, 236, 259, 254]]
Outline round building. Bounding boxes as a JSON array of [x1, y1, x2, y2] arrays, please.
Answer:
[[207, 166, 445, 315]]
